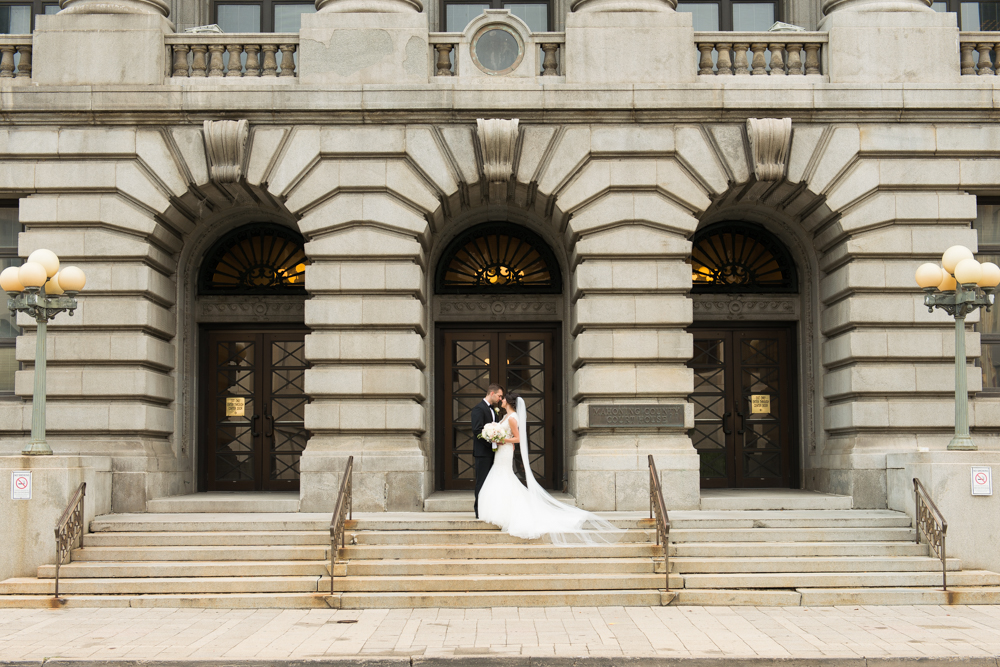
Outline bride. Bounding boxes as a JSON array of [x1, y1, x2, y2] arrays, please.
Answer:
[[477, 392, 624, 543]]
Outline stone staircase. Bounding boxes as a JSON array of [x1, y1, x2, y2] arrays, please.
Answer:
[[2, 494, 1000, 608]]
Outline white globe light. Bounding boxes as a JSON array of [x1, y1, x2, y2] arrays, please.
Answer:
[[939, 272, 957, 292], [979, 262, 1000, 288], [954, 258, 983, 285], [44, 272, 64, 295], [57, 266, 86, 292], [915, 263, 944, 289], [27, 249, 59, 278], [0, 266, 23, 292], [942, 245, 975, 274], [18, 261, 47, 288]]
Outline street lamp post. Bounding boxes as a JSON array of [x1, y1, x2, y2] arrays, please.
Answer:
[[0, 250, 86, 456], [915, 245, 1000, 451]]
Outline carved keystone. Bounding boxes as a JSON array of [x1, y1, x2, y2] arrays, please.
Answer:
[[746, 118, 792, 182], [203, 119, 249, 183], [476, 118, 519, 183]]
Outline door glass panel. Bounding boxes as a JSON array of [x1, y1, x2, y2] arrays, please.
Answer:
[[739, 337, 783, 483], [676, 2, 720, 30], [446, 3, 489, 31], [450, 338, 491, 486], [215, 340, 256, 483], [0, 5, 30, 33], [689, 337, 728, 482], [732, 2, 774, 30], [217, 4, 262, 32], [274, 3, 315, 31], [268, 338, 308, 482], [506, 338, 547, 482]]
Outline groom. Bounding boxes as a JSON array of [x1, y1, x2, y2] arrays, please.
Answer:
[[471, 383, 504, 518]]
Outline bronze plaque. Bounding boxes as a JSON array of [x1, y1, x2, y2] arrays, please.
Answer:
[[225, 397, 245, 417], [751, 394, 771, 414], [589, 404, 684, 427]]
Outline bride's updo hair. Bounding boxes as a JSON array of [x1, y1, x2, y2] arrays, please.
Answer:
[[505, 391, 521, 410]]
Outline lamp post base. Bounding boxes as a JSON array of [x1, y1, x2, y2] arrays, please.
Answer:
[[947, 435, 977, 451], [22, 441, 53, 456]]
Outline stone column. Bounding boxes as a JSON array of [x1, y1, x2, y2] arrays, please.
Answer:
[[32, 0, 173, 85], [819, 0, 960, 83], [298, 0, 429, 84], [563, 0, 696, 84]]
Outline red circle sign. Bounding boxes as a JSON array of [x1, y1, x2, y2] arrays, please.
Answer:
[[975, 472, 989, 485], [14, 476, 27, 490]]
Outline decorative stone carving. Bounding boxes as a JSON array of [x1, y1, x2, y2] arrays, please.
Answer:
[[436, 295, 561, 321], [571, 0, 677, 12], [747, 118, 792, 182], [197, 296, 306, 323], [315, 0, 422, 13], [476, 118, 520, 183], [59, 0, 170, 16], [203, 119, 249, 183], [823, 0, 932, 12], [692, 294, 798, 321]]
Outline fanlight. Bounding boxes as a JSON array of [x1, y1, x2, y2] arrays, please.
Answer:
[[691, 222, 797, 294], [199, 224, 310, 295], [436, 223, 561, 295]]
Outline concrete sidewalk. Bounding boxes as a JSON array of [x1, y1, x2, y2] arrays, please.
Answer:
[[2, 605, 1000, 665]]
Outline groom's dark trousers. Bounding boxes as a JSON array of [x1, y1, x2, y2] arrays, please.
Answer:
[[471, 400, 495, 518]]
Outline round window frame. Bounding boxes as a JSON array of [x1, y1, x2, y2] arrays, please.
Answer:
[[690, 221, 798, 294], [470, 23, 525, 76], [197, 222, 309, 296]]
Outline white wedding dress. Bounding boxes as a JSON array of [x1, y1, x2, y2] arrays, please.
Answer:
[[478, 398, 624, 544]]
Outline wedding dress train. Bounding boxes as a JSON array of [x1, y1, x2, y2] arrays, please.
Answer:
[[478, 398, 624, 544]]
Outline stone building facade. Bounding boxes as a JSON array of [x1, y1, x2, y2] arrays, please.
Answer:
[[2, 0, 1000, 579]]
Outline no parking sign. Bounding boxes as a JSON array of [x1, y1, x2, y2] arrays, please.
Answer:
[[972, 467, 993, 496], [11, 471, 30, 500]]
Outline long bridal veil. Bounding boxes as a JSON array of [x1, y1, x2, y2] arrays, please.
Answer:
[[515, 397, 625, 545]]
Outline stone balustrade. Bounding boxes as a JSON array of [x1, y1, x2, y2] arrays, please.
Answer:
[[165, 34, 298, 79], [429, 32, 564, 77], [694, 33, 826, 76], [0, 36, 32, 79], [960, 33, 1000, 76]]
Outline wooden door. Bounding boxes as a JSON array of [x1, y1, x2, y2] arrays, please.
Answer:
[[688, 326, 795, 488], [201, 328, 309, 491], [438, 327, 560, 490]]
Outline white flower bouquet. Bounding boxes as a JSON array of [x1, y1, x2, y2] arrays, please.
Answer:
[[479, 422, 506, 451]]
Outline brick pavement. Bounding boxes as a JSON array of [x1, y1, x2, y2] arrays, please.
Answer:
[[2, 605, 1000, 663]]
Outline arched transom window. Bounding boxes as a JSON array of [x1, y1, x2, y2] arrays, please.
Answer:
[[199, 223, 309, 295], [691, 222, 797, 294], [436, 223, 562, 294]]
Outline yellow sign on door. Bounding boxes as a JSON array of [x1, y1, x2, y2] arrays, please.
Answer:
[[751, 394, 770, 414], [225, 397, 245, 417]]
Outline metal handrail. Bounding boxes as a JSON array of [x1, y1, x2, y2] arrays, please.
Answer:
[[54, 482, 86, 599], [648, 455, 670, 591], [913, 477, 948, 591], [329, 456, 353, 594]]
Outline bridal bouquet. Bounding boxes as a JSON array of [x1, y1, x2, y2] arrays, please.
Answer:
[[479, 423, 506, 451]]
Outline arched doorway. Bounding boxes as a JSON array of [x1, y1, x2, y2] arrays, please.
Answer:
[[434, 222, 564, 490], [197, 223, 311, 492], [687, 221, 799, 489]]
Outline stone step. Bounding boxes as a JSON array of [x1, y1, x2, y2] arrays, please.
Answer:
[[796, 587, 1000, 606], [37, 560, 329, 579], [345, 557, 655, 576], [91, 514, 330, 533], [340, 543, 661, 559], [146, 493, 300, 513], [698, 489, 853, 511], [671, 589, 804, 606], [671, 527, 916, 542], [329, 573, 676, 592], [671, 541, 930, 557], [71, 545, 330, 561], [0, 593, 332, 609], [670, 556, 961, 573], [351, 529, 653, 545], [668, 510, 912, 529], [422, 491, 578, 512], [83, 531, 329, 547], [682, 570, 1000, 589], [334, 589, 667, 608], [0, 576, 325, 595]]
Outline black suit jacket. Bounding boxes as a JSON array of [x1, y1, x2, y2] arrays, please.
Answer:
[[471, 400, 497, 458]]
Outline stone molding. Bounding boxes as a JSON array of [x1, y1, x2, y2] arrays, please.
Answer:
[[196, 296, 306, 323], [823, 0, 932, 12], [203, 119, 249, 183], [747, 118, 792, 182], [435, 295, 562, 322], [476, 118, 520, 183], [691, 294, 798, 320], [571, 0, 677, 12], [60, 0, 170, 16]]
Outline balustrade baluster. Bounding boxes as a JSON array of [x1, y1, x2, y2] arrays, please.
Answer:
[[172, 44, 190, 77], [207, 44, 225, 77], [244, 45, 261, 77], [733, 43, 750, 75], [994, 43, 1000, 77], [435, 43, 454, 76], [786, 43, 802, 75], [977, 43, 994, 75], [278, 45, 296, 77], [960, 42, 976, 75], [750, 43, 767, 75], [15, 45, 31, 78], [716, 43, 733, 75], [768, 43, 786, 75], [804, 43, 821, 75], [226, 45, 243, 76], [541, 43, 559, 76], [697, 43, 715, 75], [0, 46, 15, 78], [261, 45, 278, 76], [190, 44, 208, 77]]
